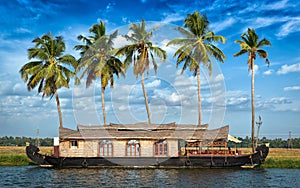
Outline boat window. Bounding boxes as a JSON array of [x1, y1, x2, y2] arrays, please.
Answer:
[[70, 140, 78, 148], [154, 140, 167, 156], [99, 140, 113, 156], [126, 140, 140, 157]]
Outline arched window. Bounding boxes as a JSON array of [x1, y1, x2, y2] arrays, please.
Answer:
[[126, 140, 140, 157], [99, 140, 113, 156], [154, 140, 167, 156]]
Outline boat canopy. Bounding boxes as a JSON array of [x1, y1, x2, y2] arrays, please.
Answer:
[[59, 123, 229, 141], [228, 135, 242, 143]]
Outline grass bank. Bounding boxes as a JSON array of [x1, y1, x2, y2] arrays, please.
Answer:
[[0, 146, 299, 168], [261, 148, 300, 168], [0, 146, 53, 166], [239, 148, 300, 168]]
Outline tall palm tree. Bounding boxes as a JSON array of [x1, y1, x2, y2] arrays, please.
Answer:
[[19, 33, 77, 128], [74, 21, 124, 125], [234, 28, 271, 153], [167, 11, 226, 125], [115, 19, 167, 124]]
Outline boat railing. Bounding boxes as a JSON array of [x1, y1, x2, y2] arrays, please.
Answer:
[[180, 147, 241, 156]]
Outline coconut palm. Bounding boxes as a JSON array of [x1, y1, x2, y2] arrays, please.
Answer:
[[19, 33, 77, 128], [74, 21, 124, 125], [167, 11, 226, 125], [234, 28, 271, 153], [114, 19, 167, 124]]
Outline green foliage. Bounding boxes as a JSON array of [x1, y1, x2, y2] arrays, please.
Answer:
[[262, 158, 300, 168], [227, 136, 300, 148], [234, 28, 271, 70], [167, 11, 226, 76], [0, 136, 53, 146], [0, 155, 31, 166], [114, 19, 167, 78], [19, 33, 77, 98]]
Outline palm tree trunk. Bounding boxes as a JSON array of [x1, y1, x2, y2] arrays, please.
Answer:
[[141, 73, 151, 124], [197, 69, 202, 126], [251, 60, 255, 153], [101, 87, 107, 125], [55, 92, 63, 128]]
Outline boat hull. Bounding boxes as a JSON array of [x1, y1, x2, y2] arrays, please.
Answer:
[[26, 145, 269, 168]]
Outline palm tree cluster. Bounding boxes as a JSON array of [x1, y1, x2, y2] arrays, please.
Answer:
[[20, 11, 271, 151]]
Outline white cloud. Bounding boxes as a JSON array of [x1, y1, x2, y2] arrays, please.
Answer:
[[145, 79, 161, 88], [276, 17, 300, 37], [225, 90, 249, 105], [252, 17, 286, 28], [239, 0, 293, 14], [277, 63, 300, 74], [210, 17, 236, 32], [248, 64, 259, 76], [113, 34, 130, 48], [241, 15, 299, 38], [263, 69, 274, 75], [168, 93, 182, 103], [161, 13, 184, 24], [15, 27, 31, 34], [262, 0, 290, 10], [214, 74, 224, 82], [254, 64, 259, 75], [118, 105, 128, 111], [284, 86, 300, 91], [269, 97, 292, 104]]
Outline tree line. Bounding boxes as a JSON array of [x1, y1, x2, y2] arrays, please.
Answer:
[[20, 11, 271, 152], [0, 136, 53, 146], [227, 136, 300, 148]]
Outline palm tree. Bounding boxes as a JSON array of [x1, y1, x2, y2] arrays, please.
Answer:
[[114, 19, 167, 124], [234, 28, 271, 153], [19, 33, 77, 128], [167, 11, 226, 125], [74, 21, 124, 125]]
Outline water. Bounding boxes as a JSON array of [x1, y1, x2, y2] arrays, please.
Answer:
[[0, 166, 299, 188]]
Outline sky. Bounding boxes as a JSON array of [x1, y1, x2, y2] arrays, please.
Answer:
[[0, 0, 300, 139]]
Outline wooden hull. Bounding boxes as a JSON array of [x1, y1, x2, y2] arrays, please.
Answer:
[[26, 145, 269, 168]]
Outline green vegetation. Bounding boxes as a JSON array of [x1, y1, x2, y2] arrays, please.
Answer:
[[261, 148, 300, 168], [0, 155, 30, 166], [262, 158, 300, 168], [227, 137, 300, 148], [0, 146, 53, 166], [0, 136, 53, 146]]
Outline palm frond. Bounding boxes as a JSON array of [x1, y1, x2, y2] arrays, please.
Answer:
[[257, 38, 271, 48], [173, 27, 194, 38], [233, 49, 248, 57]]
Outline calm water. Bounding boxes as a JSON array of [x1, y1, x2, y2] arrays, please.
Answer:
[[0, 166, 299, 188]]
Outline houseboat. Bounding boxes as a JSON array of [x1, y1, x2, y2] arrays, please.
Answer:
[[26, 122, 269, 168]]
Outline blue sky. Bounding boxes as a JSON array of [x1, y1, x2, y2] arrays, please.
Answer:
[[1, 0, 300, 139]]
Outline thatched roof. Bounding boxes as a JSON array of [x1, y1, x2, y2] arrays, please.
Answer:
[[59, 123, 228, 141]]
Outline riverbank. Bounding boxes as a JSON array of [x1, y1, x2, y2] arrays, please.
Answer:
[[0, 146, 53, 166], [1, 146, 299, 168]]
